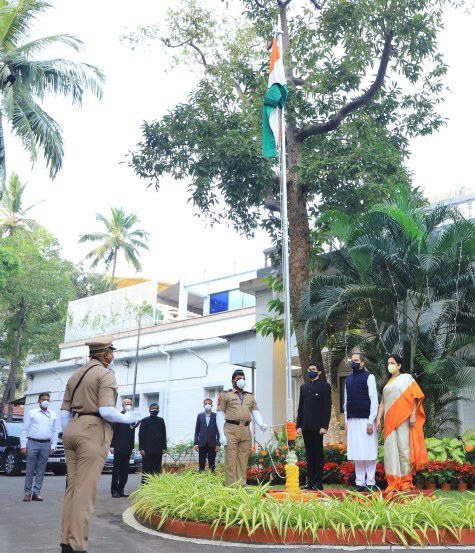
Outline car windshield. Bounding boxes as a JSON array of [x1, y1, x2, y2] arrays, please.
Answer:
[[5, 422, 22, 437]]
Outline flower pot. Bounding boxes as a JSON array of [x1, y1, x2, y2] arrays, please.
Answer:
[[415, 482, 424, 490], [457, 482, 468, 492], [441, 482, 452, 491], [424, 482, 437, 491]]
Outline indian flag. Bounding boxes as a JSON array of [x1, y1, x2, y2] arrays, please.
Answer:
[[262, 36, 288, 158]]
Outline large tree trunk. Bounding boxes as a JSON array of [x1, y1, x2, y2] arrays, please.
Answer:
[[109, 248, 118, 291], [0, 302, 28, 421]]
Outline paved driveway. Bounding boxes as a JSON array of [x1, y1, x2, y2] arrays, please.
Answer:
[[0, 471, 468, 552]]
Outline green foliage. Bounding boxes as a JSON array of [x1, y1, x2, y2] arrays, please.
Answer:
[[132, 471, 475, 543], [301, 188, 475, 435], [0, 0, 105, 183], [164, 440, 195, 466]]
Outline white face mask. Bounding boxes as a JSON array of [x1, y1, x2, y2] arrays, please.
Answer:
[[235, 379, 246, 390], [204, 404, 212, 412], [388, 364, 398, 374], [40, 400, 49, 409], [124, 405, 132, 411]]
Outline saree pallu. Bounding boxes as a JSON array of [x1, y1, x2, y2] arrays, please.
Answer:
[[383, 373, 428, 492]]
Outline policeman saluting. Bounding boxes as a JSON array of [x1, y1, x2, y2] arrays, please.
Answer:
[[60, 336, 139, 553], [217, 369, 268, 486]]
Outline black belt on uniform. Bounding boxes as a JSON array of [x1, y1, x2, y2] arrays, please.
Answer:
[[226, 420, 250, 426], [28, 438, 50, 443], [73, 412, 101, 418]]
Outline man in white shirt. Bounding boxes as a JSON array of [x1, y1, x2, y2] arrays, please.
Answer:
[[20, 392, 58, 502], [344, 353, 379, 492]]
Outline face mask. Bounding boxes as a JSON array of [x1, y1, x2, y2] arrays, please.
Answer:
[[150, 409, 159, 416], [108, 360, 115, 370], [388, 364, 398, 374], [204, 404, 212, 412], [351, 361, 362, 371], [40, 400, 49, 409], [124, 405, 132, 412], [308, 370, 319, 379], [235, 379, 246, 390]]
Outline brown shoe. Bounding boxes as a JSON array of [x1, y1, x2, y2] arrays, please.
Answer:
[[31, 494, 43, 501], [23, 495, 31, 502]]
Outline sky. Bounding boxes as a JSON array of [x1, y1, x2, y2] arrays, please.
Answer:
[[8, 1, 475, 285]]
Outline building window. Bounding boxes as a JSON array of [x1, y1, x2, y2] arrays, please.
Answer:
[[204, 387, 223, 406], [210, 289, 256, 314], [145, 394, 160, 409]]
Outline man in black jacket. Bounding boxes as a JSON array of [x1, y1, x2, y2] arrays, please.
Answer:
[[139, 403, 167, 484], [194, 398, 220, 472], [296, 361, 332, 491], [110, 398, 137, 498]]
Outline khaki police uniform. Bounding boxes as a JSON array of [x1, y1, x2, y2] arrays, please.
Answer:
[[217, 389, 257, 486], [60, 338, 118, 552]]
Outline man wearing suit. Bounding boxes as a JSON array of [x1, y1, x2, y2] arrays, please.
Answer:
[[297, 361, 332, 491], [194, 398, 220, 472], [139, 402, 167, 484], [110, 398, 138, 498]]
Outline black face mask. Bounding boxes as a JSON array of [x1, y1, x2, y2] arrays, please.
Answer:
[[150, 409, 159, 416]]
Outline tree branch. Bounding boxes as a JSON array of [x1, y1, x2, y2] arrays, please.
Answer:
[[308, 0, 327, 9], [296, 32, 393, 141], [254, 0, 274, 7], [188, 40, 208, 66]]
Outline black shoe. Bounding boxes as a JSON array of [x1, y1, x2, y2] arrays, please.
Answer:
[[355, 485, 370, 492], [118, 491, 129, 497], [313, 484, 323, 491], [301, 483, 315, 490], [111, 492, 121, 498], [61, 545, 73, 553], [367, 485, 380, 492]]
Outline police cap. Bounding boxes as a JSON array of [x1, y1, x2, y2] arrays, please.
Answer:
[[231, 369, 245, 380], [85, 335, 116, 353]]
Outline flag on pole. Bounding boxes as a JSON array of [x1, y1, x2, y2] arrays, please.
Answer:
[[262, 36, 288, 158]]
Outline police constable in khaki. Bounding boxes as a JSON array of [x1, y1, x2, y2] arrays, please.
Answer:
[[217, 369, 268, 486], [60, 336, 139, 553]]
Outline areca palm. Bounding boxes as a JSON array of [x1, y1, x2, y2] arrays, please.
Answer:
[[0, 0, 105, 186], [301, 187, 475, 436], [79, 207, 150, 291], [0, 171, 43, 235]]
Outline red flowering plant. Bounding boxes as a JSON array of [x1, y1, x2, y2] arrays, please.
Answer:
[[339, 461, 356, 484], [323, 462, 341, 484], [421, 460, 459, 484], [454, 462, 472, 483], [375, 463, 386, 487]]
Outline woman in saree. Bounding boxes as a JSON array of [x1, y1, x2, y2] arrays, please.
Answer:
[[376, 354, 428, 492]]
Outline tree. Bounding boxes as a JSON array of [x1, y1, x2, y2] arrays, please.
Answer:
[[300, 187, 475, 436], [79, 207, 150, 291], [68, 263, 113, 298], [0, 229, 75, 419], [127, 0, 454, 374], [0, 172, 43, 235], [0, 0, 105, 186]]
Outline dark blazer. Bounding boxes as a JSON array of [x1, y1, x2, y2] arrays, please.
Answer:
[[297, 379, 332, 432], [138, 416, 167, 454], [194, 412, 219, 447], [110, 414, 136, 454]]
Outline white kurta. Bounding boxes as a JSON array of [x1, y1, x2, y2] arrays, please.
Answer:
[[344, 373, 379, 461]]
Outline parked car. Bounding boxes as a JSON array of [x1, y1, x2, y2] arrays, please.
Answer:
[[0, 419, 67, 476], [103, 448, 142, 473]]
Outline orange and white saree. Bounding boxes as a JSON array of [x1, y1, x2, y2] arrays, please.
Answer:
[[383, 373, 428, 492]]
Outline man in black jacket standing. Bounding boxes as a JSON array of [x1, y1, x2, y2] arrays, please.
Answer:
[[297, 361, 332, 491], [139, 403, 167, 484], [110, 398, 137, 498], [194, 398, 220, 472]]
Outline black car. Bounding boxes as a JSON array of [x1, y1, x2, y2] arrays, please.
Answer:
[[103, 449, 142, 473], [0, 419, 67, 476]]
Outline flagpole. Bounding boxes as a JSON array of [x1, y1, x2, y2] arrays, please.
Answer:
[[276, 18, 294, 422]]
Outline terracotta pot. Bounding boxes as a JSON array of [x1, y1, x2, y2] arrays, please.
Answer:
[[425, 482, 437, 491], [471, 482, 475, 491], [457, 482, 468, 492], [441, 482, 452, 491], [162, 465, 184, 473], [415, 482, 424, 490]]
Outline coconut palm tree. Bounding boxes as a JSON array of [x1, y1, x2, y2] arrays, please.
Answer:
[[0, 171, 43, 235], [79, 207, 150, 291], [0, 0, 105, 186], [301, 187, 475, 436]]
